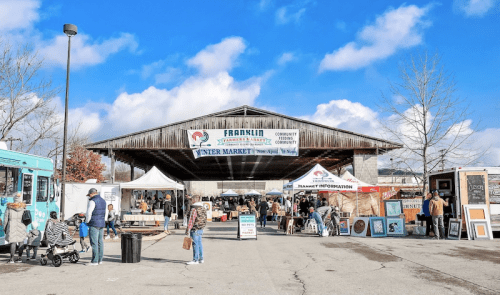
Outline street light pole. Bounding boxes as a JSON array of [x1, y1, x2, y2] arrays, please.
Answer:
[[61, 24, 77, 222]]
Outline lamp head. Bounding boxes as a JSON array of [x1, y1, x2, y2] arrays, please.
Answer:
[[63, 24, 78, 37]]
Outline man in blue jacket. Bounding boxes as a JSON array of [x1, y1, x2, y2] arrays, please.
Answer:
[[85, 188, 106, 266]]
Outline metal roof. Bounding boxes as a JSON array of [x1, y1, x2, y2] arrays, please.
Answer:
[[85, 105, 402, 181]]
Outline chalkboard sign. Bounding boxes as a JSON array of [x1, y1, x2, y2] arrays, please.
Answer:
[[467, 175, 486, 204], [22, 174, 33, 205], [488, 175, 500, 204], [237, 214, 257, 240]]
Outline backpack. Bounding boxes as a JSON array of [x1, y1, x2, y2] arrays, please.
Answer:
[[22, 210, 32, 226]]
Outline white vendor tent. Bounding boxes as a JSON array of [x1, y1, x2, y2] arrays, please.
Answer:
[[119, 166, 184, 190], [266, 189, 283, 195], [340, 170, 374, 187], [245, 190, 261, 196], [221, 189, 239, 197], [283, 164, 358, 217]]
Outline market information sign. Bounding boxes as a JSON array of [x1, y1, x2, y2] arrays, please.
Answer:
[[22, 174, 33, 205], [187, 129, 299, 159], [237, 214, 257, 240], [467, 175, 486, 204], [488, 174, 500, 204]]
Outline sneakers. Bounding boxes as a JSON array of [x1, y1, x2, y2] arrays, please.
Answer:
[[186, 260, 199, 265], [7, 260, 14, 264], [86, 246, 91, 252], [79, 250, 86, 253], [199, 260, 204, 264], [85, 262, 98, 266], [105, 235, 110, 240], [113, 236, 119, 240], [98, 261, 103, 265]]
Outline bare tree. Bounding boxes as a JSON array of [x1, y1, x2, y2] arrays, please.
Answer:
[[380, 52, 484, 195], [0, 39, 60, 153]]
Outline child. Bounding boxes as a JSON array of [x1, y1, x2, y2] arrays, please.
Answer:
[[79, 222, 90, 253], [25, 224, 41, 261]]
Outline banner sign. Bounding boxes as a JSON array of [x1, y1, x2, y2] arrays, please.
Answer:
[[187, 129, 299, 159]]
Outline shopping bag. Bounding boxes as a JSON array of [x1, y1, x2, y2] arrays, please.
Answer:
[[79, 222, 89, 238], [22, 210, 32, 226], [322, 228, 329, 237], [182, 237, 192, 250]]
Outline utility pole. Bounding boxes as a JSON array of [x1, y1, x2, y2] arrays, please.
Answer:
[[5, 137, 21, 150], [390, 158, 394, 183]]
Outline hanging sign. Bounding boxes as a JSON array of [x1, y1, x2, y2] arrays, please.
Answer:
[[237, 214, 257, 240], [187, 129, 299, 159]]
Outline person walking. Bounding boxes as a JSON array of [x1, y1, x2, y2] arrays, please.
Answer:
[[185, 197, 207, 265], [85, 188, 106, 266], [271, 199, 280, 221], [4, 193, 27, 263], [429, 191, 449, 240], [105, 204, 119, 240], [163, 194, 172, 234], [257, 198, 269, 228], [330, 207, 341, 236]]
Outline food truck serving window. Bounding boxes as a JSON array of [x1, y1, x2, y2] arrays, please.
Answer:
[[22, 174, 33, 205], [37, 176, 49, 202], [0, 167, 19, 197]]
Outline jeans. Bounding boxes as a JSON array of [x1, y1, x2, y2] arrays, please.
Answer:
[[107, 221, 117, 236], [190, 229, 204, 262], [89, 227, 104, 264], [272, 213, 278, 221], [312, 212, 324, 235], [432, 215, 445, 239], [164, 216, 170, 231], [25, 245, 38, 258], [425, 216, 433, 236], [260, 215, 267, 227]]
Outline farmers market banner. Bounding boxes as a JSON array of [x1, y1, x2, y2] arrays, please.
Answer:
[[187, 129, 299, 159]]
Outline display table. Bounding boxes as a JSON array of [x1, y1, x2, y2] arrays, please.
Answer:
[[123, 214, 164, 226], [229, 211, 239, 219]]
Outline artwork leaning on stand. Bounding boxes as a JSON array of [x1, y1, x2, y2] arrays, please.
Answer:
[[447, 218, 462, 240], [351, 217, 370, 238], [369, 217, 387, 238], [463, 204, 493, 240], [339, 218, 350, 236], [384, 200, 403, 217], [386, 217, 406, 237]]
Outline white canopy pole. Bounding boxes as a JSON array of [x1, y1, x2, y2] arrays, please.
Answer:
[[356, 190, 359, 217]]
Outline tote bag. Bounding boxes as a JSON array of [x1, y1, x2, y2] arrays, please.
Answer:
[[22, 210, 32, 226], [182, 237, 192, 250], [79, 222, 89, 238]]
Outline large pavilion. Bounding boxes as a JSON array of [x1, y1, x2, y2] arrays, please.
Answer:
[[85, 105, 401, 184]]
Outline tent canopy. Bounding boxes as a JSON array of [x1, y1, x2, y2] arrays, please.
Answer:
[[283, 164, 357, 191], [119, 166, 184, 190], [340, 171, 374, 186], [221, 189, 239, 197], [266, 189, 283, 195], [245, 190, 261, 196]]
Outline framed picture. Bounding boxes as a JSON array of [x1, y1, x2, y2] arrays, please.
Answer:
[[463, 204, 493, 240], [413, 226, 426, 236], [447, 218, 462, 240], [386, 217, 406, 237], [384, 200, 403, 217], [471, 221, 491, 240], [369, 217, 387, 238], [351, 217, 370, 238], [339, 218, 350, 236]]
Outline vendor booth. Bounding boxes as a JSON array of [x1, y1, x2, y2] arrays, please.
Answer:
[[119, 166, 184, 226], [283, 164, 357, 234], [318, 171, 380, 223]]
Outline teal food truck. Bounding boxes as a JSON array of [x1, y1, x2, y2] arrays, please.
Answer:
[[0, 148, 59, 246]]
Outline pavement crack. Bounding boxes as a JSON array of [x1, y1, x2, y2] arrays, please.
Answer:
[[292, 263, 310, 295]]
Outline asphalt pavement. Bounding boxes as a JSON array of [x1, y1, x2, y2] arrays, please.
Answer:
[[1, 221, 499, 295]]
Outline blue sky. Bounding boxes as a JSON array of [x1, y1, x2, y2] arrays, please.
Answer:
[[1, 0, 500, 166]]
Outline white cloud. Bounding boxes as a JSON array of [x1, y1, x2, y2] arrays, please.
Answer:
[[259, 0, 273, 11], [301, 99, 380, 137], [276, 6, 306, 25], [277, 52, 296, 66], [90, 37, 262, 135], [319, 4, 431, 72], [454, 0, 498, 17], [68, 107, 102, 136], [38, 33, 138, 69], [187, 37, 246, 76], [0, 0, 40, 32]]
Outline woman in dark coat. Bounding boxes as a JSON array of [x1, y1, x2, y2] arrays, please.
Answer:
[[257, 198, 269, 228]]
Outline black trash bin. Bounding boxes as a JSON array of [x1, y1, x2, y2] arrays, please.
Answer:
[[121, 233, 142, 263]]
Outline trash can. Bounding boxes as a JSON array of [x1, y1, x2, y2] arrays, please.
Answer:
[[121, 233, 142, 263]]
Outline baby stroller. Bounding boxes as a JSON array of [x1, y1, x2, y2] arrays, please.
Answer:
[[40, 220, 80, 267]]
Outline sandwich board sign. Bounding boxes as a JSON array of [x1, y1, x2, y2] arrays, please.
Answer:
[[237, 214, 257, 240]]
